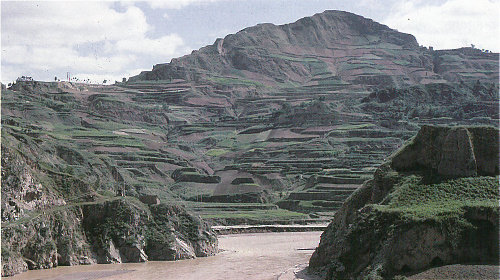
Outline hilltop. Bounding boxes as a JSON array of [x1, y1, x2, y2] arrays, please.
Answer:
[[131, 10, 498, 88]]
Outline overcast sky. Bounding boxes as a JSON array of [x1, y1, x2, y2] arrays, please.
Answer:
[[1, 0, 499, 84]]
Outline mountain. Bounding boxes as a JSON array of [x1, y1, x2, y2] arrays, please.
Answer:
[[1, 10, 499, 277], [130, 10, 498, 88]]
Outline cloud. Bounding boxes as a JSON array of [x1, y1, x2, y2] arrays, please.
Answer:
[[2, 2, 148, 46], [115, 34, 185, 56], [1, 2, 188, 83], [3, 44, 135, 73], [72, 67, 151, 85], [383, 0, 499, 51], [147, 0, 228, 9]]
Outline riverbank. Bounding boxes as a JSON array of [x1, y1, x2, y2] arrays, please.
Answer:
[[212, 223, 328, 235]]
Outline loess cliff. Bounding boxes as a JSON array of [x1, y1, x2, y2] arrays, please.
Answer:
[[1, 132, 217, 277], [309, 125, 499, 279]]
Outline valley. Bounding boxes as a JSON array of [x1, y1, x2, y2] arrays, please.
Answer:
[[1, 9, 499, 279]]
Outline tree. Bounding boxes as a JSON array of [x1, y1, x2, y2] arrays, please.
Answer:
[[103, 79, 107, 84], [54, 76, 58, 81]]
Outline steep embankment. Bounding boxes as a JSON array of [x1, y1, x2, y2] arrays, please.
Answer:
[[309, 125, 499, 279], [1, 132, 217, 277]]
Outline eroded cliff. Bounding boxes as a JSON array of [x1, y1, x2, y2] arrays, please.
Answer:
[[1, 135, 217, 277], [309, 125, 499, 279]]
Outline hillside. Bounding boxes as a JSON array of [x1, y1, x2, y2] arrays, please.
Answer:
[[3, 10, 498, 224], [309, 125, 499, 279]]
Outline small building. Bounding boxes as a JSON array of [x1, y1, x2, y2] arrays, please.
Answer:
[[16, 76, 34, 82]]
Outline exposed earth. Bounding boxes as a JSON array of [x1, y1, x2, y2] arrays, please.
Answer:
[[407, 264, 499, 280]]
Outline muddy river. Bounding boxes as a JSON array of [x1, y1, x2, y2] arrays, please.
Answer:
[[11, 231, 322, 280]]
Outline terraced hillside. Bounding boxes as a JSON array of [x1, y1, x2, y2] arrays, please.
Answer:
[[3, 10, 499, 226], [132, 11, 498, 87]]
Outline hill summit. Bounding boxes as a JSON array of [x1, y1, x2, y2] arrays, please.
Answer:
[[131, 10, 498, 89]]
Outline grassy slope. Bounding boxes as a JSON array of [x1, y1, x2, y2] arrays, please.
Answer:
[[375, 174, 498, 221]]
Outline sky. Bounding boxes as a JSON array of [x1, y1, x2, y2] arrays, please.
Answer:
[[1, 0, 499, 84]]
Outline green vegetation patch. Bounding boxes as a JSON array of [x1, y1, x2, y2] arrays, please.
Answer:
[[334, 123, 375, 130], [207, 76, 264, 87], [393, 59, 410, 66], [375, 175, 499, 221], [205, 149, 229, 157], [267, 54, 319, 63], [318, 78, 350, 86], [307, 60, 330, 76], [200, 209, 308, 220]]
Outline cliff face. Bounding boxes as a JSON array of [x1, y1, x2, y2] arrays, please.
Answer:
[[1, 136, 218, 277], [391, 126, 499, 177], [309, 126, 499, 279]]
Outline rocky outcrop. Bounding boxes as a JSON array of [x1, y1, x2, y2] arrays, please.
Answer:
[[82, 200, 217, 263], [391, 125, 499, 176], [2, 206, 95, 276], [1, 148, 65, 223], [309, 126, 499, 279], [2, 198, 218, 277], [146, 204, 218, 260], [139, 195, 160, 205], [437, 128, 476, 177], [1, 143, 218, 277]]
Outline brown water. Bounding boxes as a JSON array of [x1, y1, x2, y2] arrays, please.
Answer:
[[10, 231, 322, 280]]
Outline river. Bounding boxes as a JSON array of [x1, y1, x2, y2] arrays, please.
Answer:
[[10, 231, 322, 280]]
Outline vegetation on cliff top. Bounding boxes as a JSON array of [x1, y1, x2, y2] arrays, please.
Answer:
[[375, 174, 498, 221], [309, 126, 499, 280]]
